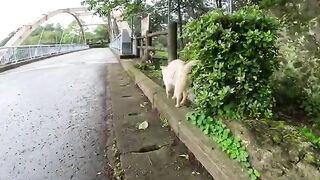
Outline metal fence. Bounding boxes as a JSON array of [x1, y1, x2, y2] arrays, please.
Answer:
[[0, 44, 89, 65], [109, 33, 122, 52]]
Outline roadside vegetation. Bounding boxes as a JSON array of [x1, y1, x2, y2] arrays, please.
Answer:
[[86, 0, 320, 179]]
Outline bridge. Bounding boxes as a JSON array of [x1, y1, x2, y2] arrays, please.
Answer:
[[0, 6, 133, 180]]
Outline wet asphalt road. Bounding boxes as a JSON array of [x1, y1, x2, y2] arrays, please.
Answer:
[[0, 48, 118, 180]]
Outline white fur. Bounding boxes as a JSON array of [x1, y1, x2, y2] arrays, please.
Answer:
[[161, 59, 197, 107]]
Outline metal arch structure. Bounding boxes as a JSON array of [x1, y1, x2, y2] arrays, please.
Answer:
[[5, 7, 93, 47]]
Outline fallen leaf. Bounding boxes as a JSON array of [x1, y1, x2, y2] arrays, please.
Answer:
[[138, 121, 149, 130], [191, 171, 200, 175], [140, 102, 148, 108], [178, 154, 189, 160]]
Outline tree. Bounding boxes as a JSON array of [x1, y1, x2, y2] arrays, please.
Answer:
[[82, 0, 146, 19], [44, 24, 55, 31], [83, 0, 221, 49], [216, 0, 222, 8], [94, 25, 109, 42], [0, 29, 18, 46], [83, 0, 211, 27], [55, 23, 63, 32]]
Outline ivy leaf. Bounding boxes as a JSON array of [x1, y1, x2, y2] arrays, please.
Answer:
[[203, 124, 211, 135], [230, 152, 237, 159], [250, 174, 257, 180], [253, 169, 260, 177]]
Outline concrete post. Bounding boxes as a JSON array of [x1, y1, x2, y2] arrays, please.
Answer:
[[167, 22, 177, 61]]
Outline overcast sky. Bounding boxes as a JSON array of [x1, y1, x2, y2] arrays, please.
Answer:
[[0, 0, 104, 41]]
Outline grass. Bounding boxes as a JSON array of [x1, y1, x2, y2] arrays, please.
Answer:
[[154, 51, 168, 59]]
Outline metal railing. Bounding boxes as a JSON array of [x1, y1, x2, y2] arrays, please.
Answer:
[[109, 33, 122, 52], [0, 44, 89, 65]]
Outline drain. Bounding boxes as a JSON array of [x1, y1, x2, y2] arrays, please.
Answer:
[[128, 112, 139, 116], [122, 95, 132, 98]]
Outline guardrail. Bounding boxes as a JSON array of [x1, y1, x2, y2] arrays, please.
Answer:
[[109, 29, 132, 56], [109, 33, 122, 52], [0, 44, 89, 65]]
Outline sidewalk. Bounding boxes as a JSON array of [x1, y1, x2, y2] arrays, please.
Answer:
[[106, 63, 213, 180]]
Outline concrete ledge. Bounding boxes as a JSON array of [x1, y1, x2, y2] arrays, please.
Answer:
[[0, 49, 89, 73], [117, 57, 249, 180]]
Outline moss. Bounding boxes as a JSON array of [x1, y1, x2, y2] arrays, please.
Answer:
[[272, 134, 282, 144], [243, 119, 320, 168], [304, 152, 320, 166]]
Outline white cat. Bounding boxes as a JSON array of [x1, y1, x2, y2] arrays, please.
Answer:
[[161, 59, 197, 107]]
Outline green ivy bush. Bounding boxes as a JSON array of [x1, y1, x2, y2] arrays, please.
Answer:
[[181, 6, 279, 119], [187, 111, 260, 179]]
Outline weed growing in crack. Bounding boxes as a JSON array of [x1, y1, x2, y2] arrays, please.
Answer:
[[186, 111, 260, 180], [112, 140, 123, 180], [160, 115, 169, 128]]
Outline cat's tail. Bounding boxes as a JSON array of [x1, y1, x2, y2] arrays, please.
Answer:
[[183, 60, 198, 74]]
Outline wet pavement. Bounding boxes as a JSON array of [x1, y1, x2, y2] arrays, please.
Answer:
[[0, 48, 117, 180]]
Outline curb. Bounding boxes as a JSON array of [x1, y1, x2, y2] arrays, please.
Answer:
[[0, 49, 89, 73], [113, 53, 249, 180]]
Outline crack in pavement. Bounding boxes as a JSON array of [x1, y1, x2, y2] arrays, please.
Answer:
[[123, 143, 170, 155]]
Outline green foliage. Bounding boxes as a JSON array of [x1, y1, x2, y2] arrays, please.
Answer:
[[135, 61, 153, 71], [160, 115, 169, 128], [94, 25, 109, 40], [83, 0, 146, 19], [181, 6, 279, 119], [261, 0, 320, 122], [299, 127, 320, 148], [22, 22, 83, 45], [154, 51, 168, 59], [149, 69, 162, 79], [273, 34, 320, 120], [135, 62, 162, 79], [21, 21, 107, 45], [186, 111, 260, 179], [84, 0, 212, 33]]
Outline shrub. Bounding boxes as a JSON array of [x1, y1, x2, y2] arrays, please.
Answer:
[[273, 28, 320, 120], [181, 6, 279, 119]]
